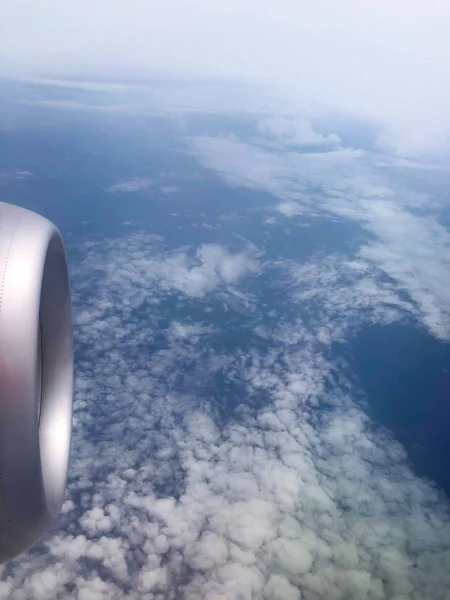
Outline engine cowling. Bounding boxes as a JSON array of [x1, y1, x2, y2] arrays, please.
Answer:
[[0, 202, 73, 563]]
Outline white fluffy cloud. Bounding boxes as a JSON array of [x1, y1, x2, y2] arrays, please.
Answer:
[[107, 178, 153, 193], [72, 236, 258, 311], [257, 117, 341, 150]]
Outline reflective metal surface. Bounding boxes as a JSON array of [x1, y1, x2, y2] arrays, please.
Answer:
[[38, 319, 42, 424], [0, 201, 73, 563]]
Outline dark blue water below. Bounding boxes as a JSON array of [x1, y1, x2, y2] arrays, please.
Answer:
[[347, 323, 450, 496]]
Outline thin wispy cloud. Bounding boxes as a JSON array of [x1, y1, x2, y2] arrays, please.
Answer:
[[190, 125, 450, 340], [107, 178, 181, 197], [0, 170, 33, 181]]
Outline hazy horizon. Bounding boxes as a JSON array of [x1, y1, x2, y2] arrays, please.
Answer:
[[2, 1, 450, 155]]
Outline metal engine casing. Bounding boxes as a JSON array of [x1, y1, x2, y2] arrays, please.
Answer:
[[0, 202, 73, 563]]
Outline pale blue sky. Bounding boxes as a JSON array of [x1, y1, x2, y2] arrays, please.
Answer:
[[2, 1, 450, 154]]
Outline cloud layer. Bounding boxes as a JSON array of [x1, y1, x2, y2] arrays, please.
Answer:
[[1, 224, 449, 598], [190, 125, 450, 340], [1, 82, 450, 599]]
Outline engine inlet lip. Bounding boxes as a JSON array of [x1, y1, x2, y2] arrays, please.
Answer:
[[0, 201, 73, 562]]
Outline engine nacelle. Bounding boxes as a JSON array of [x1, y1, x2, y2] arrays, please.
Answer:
[[0, 202, 73, 563]]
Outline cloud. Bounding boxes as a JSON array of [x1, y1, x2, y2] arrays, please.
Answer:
[[189, 134, 365, 204], [2, 1, 450, 153], [376, 157, 450, 172], [264, 255, 417, 346], [276, 201, 307, 217], [257, 117, 341, 150], [2, 223, 450, 599], [0, 170, 33, 182], [107, 178, 154, 193], [160, 186, 179, 195], [190, 133, 450, 340], [17, 99, 133, 113], [106, 178, 179, 196], [169, 321, 214, 341]]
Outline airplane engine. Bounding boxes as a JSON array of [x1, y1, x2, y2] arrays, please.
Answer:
[[0, 202, 73, 563]]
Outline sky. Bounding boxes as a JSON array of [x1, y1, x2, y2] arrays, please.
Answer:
[[2, 1, 450, 154]]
